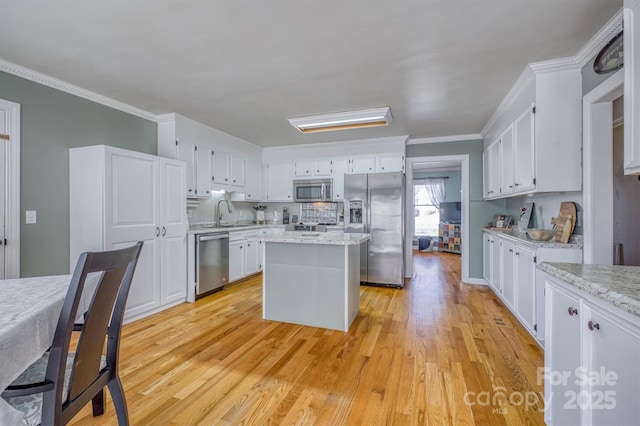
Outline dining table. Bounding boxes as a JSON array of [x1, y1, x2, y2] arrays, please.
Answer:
[[0, 274, 72, 425]]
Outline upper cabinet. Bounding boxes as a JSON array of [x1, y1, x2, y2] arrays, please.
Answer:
[[625, 0, 640, 174], [294, 159, 333, 177], [350, 154, 404, 174], [266, 162, 294, 201], [158, 114, 262, 199], [483, 68, 581, 199]]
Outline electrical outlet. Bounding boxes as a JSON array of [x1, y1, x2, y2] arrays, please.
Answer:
[[576, 211, 583, 227], [26, 210, 37, 224], [239, 210, 244, 218]]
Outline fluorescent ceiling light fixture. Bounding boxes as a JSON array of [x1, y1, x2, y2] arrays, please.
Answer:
[[288, 107, 392, 133]]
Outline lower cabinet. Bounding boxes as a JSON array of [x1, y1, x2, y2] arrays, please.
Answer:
[[229, 231, 263, 283], [544, 275, 640, 425], [482, 230, 581, 343]]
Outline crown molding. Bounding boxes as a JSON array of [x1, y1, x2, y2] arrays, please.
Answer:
[[0, 59, 158, 122], [407, 134, 482, 145], [482, 8, 623, 137], [481, 68, 535, 137]]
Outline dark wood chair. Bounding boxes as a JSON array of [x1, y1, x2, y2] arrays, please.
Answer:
[[1, 242, 143, 426]]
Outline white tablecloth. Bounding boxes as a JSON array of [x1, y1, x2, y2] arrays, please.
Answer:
[[0, 275, 71, 425]]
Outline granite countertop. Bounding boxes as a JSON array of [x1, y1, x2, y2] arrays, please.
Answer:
[[483, 228, 583, 249], [538, 262, 640, 319], [188, 223, 284, 234], [246, 230, 370, 246]]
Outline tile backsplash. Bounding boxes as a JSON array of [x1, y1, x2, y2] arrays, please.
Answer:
[[187, 193, 342, 225]]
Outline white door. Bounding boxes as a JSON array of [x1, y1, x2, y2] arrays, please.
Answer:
[[230, 155, 245, 187], [105, 149, 160, 318], [244, 239, 260, 275], [351, 157, 376, 173], [515, 247, 536, 331], [501, 240, 515, 308], [196, 146, 212, 197], [483, 233, 492, 283], [266, 163, 294, 201], [545, 282, 582, 426], [160, 158, 187, 304], [212, 149, 230, 185], [514, 105, 536, 192], [229, 239, 244, 282], [490, 237, 501, 294], [245, 160, 262, 201], [177, 140, 196, 197], [314, 159, 333, 176], [585, 302, 640, 425], [294, 160, 314, 177], [332, 159, 350, 201], [0, 131, 6, 279], [377, 154, 404, 172], [500, 125, 515, 195]]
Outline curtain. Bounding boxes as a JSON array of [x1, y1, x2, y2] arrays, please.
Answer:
[[419, 178, 446, 208]]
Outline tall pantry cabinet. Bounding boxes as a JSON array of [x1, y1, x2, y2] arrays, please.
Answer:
[[70, 145, 187, 323]]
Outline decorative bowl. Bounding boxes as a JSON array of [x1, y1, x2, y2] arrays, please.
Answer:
[[527, 228, 555, 241]]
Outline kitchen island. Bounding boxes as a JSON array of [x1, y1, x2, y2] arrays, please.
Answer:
[[246, 230, 370, 331]]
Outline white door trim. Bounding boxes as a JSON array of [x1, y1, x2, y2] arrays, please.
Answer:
[[0, 98, 21, 278], [582, 69, 624, 265], [405, 154, 470, 283]]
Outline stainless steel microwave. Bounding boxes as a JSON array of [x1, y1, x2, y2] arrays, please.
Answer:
[[293, 179, 333, 202]]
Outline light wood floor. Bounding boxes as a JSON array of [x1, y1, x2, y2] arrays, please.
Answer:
[[70, 251, 544, 425]]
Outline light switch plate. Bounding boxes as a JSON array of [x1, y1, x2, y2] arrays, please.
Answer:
[[26, 210, 37, 224]]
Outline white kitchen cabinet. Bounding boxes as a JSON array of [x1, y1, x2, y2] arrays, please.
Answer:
[[229, 235, 244, 282], [501, 240, 515, 309], [177, 140, 197, 198], [244, 160, 262, 201], [544, 282, 582, 426], [230, 154, 245, 187], [377, 154, 404, 172], [490, 235, 502, 295], [196, 145, 212, 197], [513, 106, 535, 193], [294, 159, 333, 177], [350, 157, 376, 173], [515, 246, 536, 332], [625, 0, 640, 174], [212, 149, 230, 186], [499, 125, 515, 196], [70, 145, 187, 323], [244, 239, 262, 275], [544, 276, 640, 425], [483, 68, 581, 199], [484, 230, 582, 343], [266, 162, 294, 201], [332, 158, 350, 201], [487, 140, 501, 198], [483, 231, 493, 283]]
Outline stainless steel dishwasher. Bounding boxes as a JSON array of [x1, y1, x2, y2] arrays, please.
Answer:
[[196, 232, 229, 298]]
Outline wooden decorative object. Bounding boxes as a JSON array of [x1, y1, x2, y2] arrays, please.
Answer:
[[551, 202, 577, 243]]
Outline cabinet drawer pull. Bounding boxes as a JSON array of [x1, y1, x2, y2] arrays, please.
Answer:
[[588, 320, 600, 331], [568, 307, 578, 316]]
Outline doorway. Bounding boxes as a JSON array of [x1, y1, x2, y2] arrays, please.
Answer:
[[0, 98, 21, 278], [405, 155, 470, 283], [583, 70, 623, 264]]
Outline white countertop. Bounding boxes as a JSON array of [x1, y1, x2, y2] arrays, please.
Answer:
[[483, 228, 583, 249], [538, 262, 640, 319], [188, 223, 284, 235], [246, 230, 370, 246]]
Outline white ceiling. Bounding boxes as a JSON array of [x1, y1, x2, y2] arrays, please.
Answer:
[[0, 1, 621, 147]]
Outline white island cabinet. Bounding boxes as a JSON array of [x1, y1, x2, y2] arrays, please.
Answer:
[[540, 263, 640, 426], [247, 230, 370, 331], [70, 145, 187, 323]]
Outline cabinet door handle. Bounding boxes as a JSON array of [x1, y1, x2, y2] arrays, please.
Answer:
[[568, 307, 578, 316], [162, 226, 166, 236], [155, 227, 160, 237], [509, 249, 513, 253], [588, 321, 600, 331]]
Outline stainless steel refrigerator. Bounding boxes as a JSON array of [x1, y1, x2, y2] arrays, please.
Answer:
[[344, 172, 405, 287]]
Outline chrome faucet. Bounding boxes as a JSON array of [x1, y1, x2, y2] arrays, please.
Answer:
[[216, 198, 232, 226]]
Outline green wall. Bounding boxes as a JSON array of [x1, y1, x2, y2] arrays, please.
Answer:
[[407, 139, 503, 280], [0, 71, 157, 277], [582, 51, 623, 95]]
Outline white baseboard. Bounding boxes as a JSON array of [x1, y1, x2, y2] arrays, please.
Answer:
[[463, 278, 488, 285]]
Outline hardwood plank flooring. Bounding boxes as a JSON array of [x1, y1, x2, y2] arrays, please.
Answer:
[[69, 251, 544, 425]]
